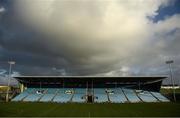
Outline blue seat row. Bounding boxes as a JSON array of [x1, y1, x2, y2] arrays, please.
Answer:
[[39, 94, 55, 102], [94, 88, 108, 103], [122, 88, 141, 103], [53, 94, 72, 103], [12, 90, 29, 101], [108, 88, 128, 103], [151, 92, 169, 102], [23, 94, 42, 102], [12, 88, 170, 103], [53, 88, 73, 103], [47, 88, 58, 94], [137, 91, 158, 102], [72, 88, 86, 102]]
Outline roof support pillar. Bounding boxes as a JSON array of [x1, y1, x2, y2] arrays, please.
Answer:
[[20, 83, 24, 93]]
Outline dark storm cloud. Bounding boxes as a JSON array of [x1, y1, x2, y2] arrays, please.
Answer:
[[0, 0, 120, 75], [0, 0, 180, 85]]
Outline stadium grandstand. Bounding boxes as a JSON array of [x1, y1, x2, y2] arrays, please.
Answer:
[[11, 76, 170, 103]]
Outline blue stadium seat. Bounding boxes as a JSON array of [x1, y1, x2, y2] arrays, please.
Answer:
[[108, 88, 128, 103], [23, 94, 42, 102], [122, 88, 141, 103], [137, 91, 158, 102], [40, 94, 54, 102], [151, 92, 170, 102], [94, 88, 108, 103], [23, 88, 46, 102], [39, 88, 58, 102], [53, 88, 73, 103], [26, 88, 35, 93], [12, 90, 29, 101], [12, 87, 170, 103], [72, 88, 86, 102], [53, 94, 72, 103]]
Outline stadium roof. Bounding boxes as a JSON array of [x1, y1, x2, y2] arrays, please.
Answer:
[[14, 76, 167, 84], [14, 75, 167, 78]]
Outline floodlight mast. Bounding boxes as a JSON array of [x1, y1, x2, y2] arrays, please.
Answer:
[[5, 61, 15, 102], [166, 60, 176, 102]]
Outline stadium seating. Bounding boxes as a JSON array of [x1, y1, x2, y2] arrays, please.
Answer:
[[39, 88, 58, 102], [12, 90, 29, 101], [47, 88, 58, 94], [53, 88, 73, 103], [137, 91, 158, 102], [23, 94, 42, 102], [122, 88, 141, 103], [94, 88, 109, 103], [72, 88, 86, 102], [40, 94, 54, 102], [26, 88, 35, 93], [12, 87, 170, 103], [151, 92, 170, 102], [23, 88, 46, 102], [108, 88, 128, 103]]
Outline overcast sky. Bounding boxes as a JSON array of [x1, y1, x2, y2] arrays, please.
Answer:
[[0, 0, 180, 84]]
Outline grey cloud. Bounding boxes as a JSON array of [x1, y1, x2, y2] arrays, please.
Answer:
[[0, 0, 179, 84]]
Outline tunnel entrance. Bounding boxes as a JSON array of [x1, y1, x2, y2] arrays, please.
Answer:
[[87, 95, 94, 103]]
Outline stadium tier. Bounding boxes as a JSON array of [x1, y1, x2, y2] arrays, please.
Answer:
[[108, 88, 128, 103], [12, 76, 170, 103]]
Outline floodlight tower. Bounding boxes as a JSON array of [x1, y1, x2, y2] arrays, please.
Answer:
[[5, 61, 15, 102], [166, 60, 176, 102]]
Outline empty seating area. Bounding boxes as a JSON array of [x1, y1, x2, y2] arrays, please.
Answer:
[[53, 88, 73, 103], [12, 90, 29, 101], [72, 88, 86, 102], [94, 88, 109, 103], [108, 88, 128, 103], [151, 92, 170, 102], [137, 91, 158, 102], [39, 88, 58, 102], [12, 87, 170, 103], [122, 88, 141, 103]]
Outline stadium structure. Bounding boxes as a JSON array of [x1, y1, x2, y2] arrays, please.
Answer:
[[12, 76, 170, 103]]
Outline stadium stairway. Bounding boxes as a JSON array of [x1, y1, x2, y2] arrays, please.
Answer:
[[53, 88, 73, 103], [23, 88, 46, 102], [135, 90, 157, 102], [108, 88, 128, 103], [94, 88, 109, 103], [51, 89, 60, 102], [39, 88, 58, 102], [134, 90, 144, 102], [122, 88, 141, 103], [69, 88, 75, 102], [106, 90, 111, 102], [151, 92, 169, 102], [121, 88, 130, 103], [12, 90, 29, 101]]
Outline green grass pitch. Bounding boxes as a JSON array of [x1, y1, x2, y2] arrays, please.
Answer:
[[0, 102, 180, 117]]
